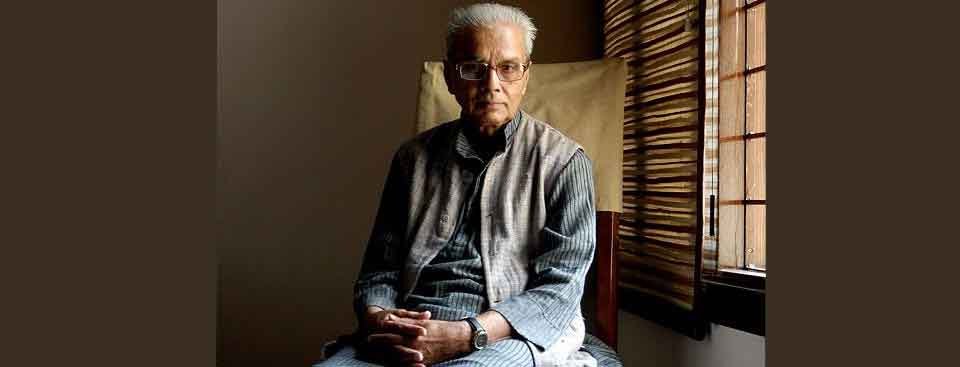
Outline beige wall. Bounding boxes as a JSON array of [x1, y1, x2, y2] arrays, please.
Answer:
[[618, 311, 766, 367], [218, 1, 763, 366]]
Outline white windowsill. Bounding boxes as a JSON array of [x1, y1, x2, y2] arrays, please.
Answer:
[[719, 268, 766, 278]]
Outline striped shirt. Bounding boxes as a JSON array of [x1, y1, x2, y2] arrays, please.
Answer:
[[401, 114, 593, 326], [354, 111, 602, 364]]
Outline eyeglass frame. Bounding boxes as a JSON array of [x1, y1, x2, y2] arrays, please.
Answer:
[[451, 60, 533, 82]]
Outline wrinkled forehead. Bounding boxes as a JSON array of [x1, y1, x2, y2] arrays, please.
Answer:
[[448, 23, 528, 63]]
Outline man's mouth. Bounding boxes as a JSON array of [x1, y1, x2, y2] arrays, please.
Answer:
[[477, 101, 504, 108]]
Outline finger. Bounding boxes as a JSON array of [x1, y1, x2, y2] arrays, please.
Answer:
[[378, 313, 416, 328], [367, 333, 405, 345], [395, 309, 431, 320], [381, 308, 409, 317], [390, 344, 424, 364], [369, 319, 417, 335], [382, 320, 427, 336], [385, 315, 427, 325]]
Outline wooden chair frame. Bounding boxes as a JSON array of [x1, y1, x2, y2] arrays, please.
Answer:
[[595, 211, 619, 350]]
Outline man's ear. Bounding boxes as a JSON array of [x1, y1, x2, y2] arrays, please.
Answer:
[[443, 60, 456, 94]]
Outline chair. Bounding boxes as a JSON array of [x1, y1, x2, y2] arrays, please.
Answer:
[[413, 58, 627, 351]]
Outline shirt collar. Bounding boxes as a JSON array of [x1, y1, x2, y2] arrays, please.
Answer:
[[455, 110, 522, 161]]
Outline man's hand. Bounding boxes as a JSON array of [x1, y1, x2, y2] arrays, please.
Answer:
[[356, 306, 432, 366], [359, 308, 513, 366], [360, 306, 431, 336], [368, 319, 472, 366]]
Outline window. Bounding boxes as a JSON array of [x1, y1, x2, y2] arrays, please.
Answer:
[[705, 0, 766, 277], [603, 0, 766, 338], [700, 0, 766, 335]]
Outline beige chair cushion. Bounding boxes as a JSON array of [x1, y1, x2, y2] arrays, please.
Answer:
[[414, 58, 626, 212]]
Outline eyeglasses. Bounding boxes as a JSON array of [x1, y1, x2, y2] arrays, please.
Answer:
[[454, 61, 531, 82]]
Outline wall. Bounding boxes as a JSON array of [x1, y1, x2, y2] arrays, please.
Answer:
[[218, 1, 600, 366], [619, 311, 766, 367], [219, 1, 764, 366]]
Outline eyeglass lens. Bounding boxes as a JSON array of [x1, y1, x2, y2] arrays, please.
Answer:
[[459, 62, 525, 81]]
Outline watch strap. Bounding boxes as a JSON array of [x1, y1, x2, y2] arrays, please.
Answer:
[[464, 317, 484, 333], [463, 316, 487, 351]]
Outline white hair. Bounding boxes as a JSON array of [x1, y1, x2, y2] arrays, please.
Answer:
[[445, 2, 538, 60]]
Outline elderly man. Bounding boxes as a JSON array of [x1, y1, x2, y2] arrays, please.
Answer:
[[318, 3, 616, 367]]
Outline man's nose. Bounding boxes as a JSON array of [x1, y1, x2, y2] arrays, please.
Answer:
[[482, 65, 502, 92]]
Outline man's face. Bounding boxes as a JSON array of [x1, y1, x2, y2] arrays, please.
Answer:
[[445, 23, 530, 137]]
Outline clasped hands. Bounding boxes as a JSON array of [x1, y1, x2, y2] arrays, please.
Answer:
[[357, 306, 472, 366]]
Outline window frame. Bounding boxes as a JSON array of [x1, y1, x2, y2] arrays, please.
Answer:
[[701, 0, 766, 336]]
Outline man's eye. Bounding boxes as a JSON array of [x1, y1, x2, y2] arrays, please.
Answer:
[[462, 64, 484, 72], [500, 64, 519, 72]]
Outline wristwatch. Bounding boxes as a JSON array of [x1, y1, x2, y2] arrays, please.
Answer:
[[464, 317, 488, 351]]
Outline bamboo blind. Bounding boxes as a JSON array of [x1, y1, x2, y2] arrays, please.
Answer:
[[603, 0, 704, 311]]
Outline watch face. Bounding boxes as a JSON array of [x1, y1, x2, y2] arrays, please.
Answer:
[[474, 331, 488, 349]]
